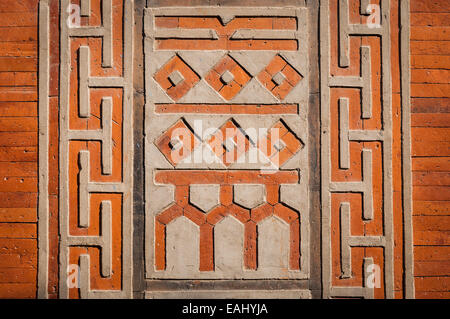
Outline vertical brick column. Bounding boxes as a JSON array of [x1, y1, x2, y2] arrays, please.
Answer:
[[0, 0, 39, 299], [144, 4, 312, 298], [410, 0, 450, 299]]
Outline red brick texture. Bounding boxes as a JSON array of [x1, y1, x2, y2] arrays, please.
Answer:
[[0, 0, 39, 299], [0, 0, 448, 299], [410, 0, 450, 299]]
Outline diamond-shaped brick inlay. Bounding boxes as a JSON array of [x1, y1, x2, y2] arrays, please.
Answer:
[[155, 119, 201, 166], [257, 55, 302, 101], [154, 55, 200, 101], [258, 120, 303, 167], [205, 55, 251, 101], [207, 119, 250, 166]]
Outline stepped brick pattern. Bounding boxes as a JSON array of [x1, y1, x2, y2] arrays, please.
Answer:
[[0, 0, 447, 299]]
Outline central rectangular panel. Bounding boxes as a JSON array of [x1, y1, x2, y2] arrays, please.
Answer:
[[144, 6, 310, 282]]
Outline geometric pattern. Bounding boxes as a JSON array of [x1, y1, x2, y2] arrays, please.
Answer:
[[205, 55, 252, 100], [154, 55, 200, 101], [321, 0, 396, 299], [257, 55, 303, 100], [206, 119, 251, 167], [155, 119, 201, 166], [145, 6, 310, 284], [37, 0, 413, 300], [152, 52, 305, 102], [152, 170, 302, 278], [154, 118, 303, 168], [258, 120, 303, 167], [56, 0, 134, 299]]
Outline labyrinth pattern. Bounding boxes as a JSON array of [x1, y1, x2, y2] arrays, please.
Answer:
[[144, 6, 310, 281], [58, 0, 134, 298], [321, 0, 395, 298]]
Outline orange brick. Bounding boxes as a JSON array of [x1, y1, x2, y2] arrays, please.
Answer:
[[0, 26, 37, 42], [411, 98, 450, 113], [411, 13, 450, 26], [156, 204, 183, 225], [413, 201, 450, 215], [0, 102, 37, 116], [0, 283, 35, 298], [415, 261, 450, 276], [415, 277, 450, 292], [411, 41, 450, 55], [412, 113, 450, 127], [0, 43, 37, 57], [0, 192, 37, 208], [183, 205, 206, 226], [414, 216, 450, 231], [0, 0, 38, 13], [411, 26, 450, 41], [0, 268, 36, 283], [411, 55, 450, 69], [413, 171, 450, 186], [265, 55, 286, 76], [0, 146, 37, 162], [411, 69, 450, 84], [415, 291, 450, 299], [0, 117, 37, 132], [411, 0, 450, 13], [0, 223, 36, 239], [155, 17, 178, 28], [414, 230, 450, 245], [412, 141, 450, 156], [178, 17, 219, 29], [0, 72, 37, 87], [0, 250, 36, 268], [0, 177, 37, 192], [244, 221, 257, 270], [0, 208, 36, 223], [199, 223, 214, 271], [412, 157, 450, 171], [0, 57, 37, 72], [412, 127, 450, 142], [0, 87, 37, 101], [0, 12, 36, 27], [0, 132, 37, 147], [413, 186, 450, 201], [219, 80, 241, 100], [0, 162, 37, 177], [229, 17, 273, 31], [154, 221, 165, 270], [414, 246, 450, 261]]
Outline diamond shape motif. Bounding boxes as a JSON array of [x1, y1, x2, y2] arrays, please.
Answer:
[[207, 119, 250, 166], [257, 55, 303, 100], [154, 55, 200, 101], [205, 55, 251, 101], [258, 120, 303, 167], [155, 119, 201, 166]]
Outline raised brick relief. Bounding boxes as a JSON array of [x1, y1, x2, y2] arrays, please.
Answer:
[[144, 6, 310, 282], [35, 0, 415, 299], [57, 0, 134, 298], [320, 0, 408, 299]]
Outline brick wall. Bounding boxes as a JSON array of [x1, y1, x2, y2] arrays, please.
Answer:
[[0, 0, 39, 298], [0, 0, 448, 299], [410, 0, 450, 299]]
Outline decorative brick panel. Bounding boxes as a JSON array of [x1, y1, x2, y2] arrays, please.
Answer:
[[144, 6, 310, 288], [0, 0, 442, 299], [320, 0, 411, 299]]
